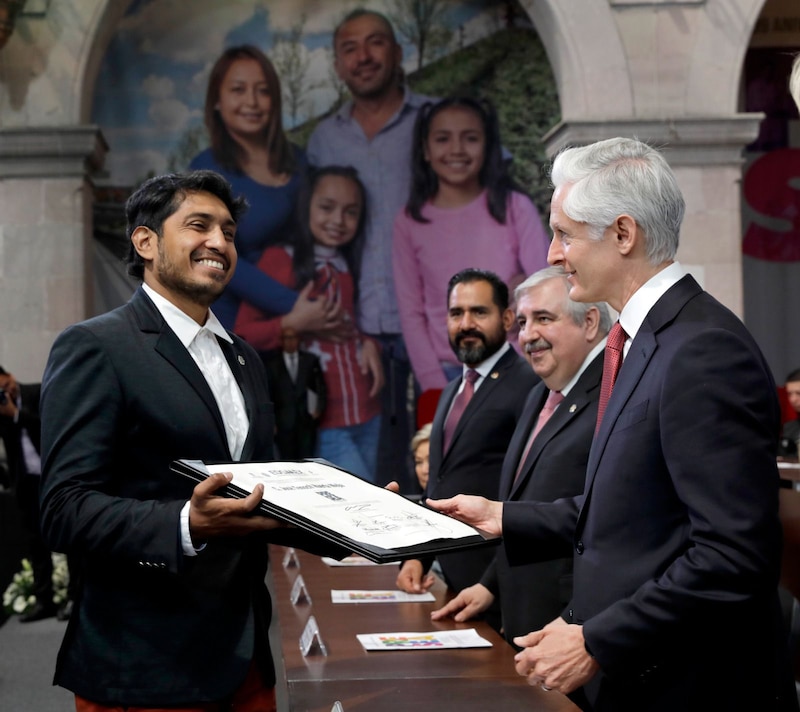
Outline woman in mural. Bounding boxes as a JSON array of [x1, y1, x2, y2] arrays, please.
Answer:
[[392, 96, 550, 392], [235, 166, 384, 483], [191, 45, 344, 336]]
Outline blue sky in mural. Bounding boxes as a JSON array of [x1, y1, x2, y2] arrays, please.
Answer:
[[91, 0, 506, 186]]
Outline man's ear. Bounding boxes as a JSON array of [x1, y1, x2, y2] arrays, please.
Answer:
[[584, 306, 600, 342], [502, 307, 515, 332], [613, 214, 638, 256], [130, 226, 155, 263]]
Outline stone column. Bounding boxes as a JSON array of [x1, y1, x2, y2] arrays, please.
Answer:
[[0, 125, 107, 381], [542, 115, 764, 317]]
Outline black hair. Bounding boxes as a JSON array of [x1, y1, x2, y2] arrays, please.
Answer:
[[787, 368, 800, 383], [290, 166, 367, 301], [447, 268, 509, 311], [125, 170, 247, 280], [405, 96, 521, 225], [333, 8, 397, 48]]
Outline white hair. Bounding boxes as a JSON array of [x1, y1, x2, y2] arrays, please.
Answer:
[[550, 137, 685, 265]]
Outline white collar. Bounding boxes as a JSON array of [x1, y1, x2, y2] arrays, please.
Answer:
[[141, 283, 232, 349], [618, 262, 685, 344]]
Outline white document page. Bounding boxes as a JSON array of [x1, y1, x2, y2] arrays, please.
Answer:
[[203, 461, 480, 551]]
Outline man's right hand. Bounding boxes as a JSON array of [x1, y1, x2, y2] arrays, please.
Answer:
[[431, 583, 494, 623], [426, 494, 504, 536], [189, 472, 284, 541], [396, 558, 436, 594]]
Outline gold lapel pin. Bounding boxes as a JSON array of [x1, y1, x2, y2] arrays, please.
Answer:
[[238, 355, 245, 365], [569, 404, 577, 413], [490, 371, 499, 379]]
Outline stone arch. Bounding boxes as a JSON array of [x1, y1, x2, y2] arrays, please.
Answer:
[[685, 0, 766, 113], [71, 0, 611, 129], [75, 0, 135, 123], [519, 0, 634, 120]]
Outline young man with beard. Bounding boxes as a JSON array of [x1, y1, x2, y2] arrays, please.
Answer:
[[396, 269, 538, 630], [39, 171, 343, 711]]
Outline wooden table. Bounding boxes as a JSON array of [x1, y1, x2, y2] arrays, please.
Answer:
[[268, 546, 579, 712]]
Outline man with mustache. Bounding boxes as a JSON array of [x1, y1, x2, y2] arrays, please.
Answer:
[[430, 266, 610, 643], [396, 268, 537, 630], [308, 8, 432, 492]]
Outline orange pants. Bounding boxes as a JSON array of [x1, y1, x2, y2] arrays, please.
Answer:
[[74, 662, 276, 712]]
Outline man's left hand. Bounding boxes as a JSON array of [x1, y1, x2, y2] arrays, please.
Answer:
[[188, 472, 285, 541], [512, 617, 600, 695]]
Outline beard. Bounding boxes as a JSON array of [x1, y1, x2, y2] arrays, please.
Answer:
[[450, 327, 506, 366], [155, 241, 227, 308]]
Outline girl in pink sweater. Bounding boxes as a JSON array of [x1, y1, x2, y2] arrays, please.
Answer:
[[392, 97, 549, 391]]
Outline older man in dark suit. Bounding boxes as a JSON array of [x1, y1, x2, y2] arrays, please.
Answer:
[[39, 171, 340, 712], [431, 267, 610, 643], [428, 138, 797, 711], [396, 269, 538, 627]]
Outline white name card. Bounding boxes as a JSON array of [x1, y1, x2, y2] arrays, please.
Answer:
[[299, 615, 328, 657], [290, 574, 311, 606], [282, 547, 300, 569]]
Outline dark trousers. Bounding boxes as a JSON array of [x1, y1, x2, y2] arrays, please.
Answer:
[[372, 334, 417, 493]]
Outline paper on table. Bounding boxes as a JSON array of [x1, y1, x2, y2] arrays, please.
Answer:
[[331, 589, 436, 603], [357, 629, 492, 651], [202, 461, 480, 551], [321, 555, 397, 567]]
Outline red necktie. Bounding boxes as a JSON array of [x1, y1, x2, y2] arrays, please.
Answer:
[[443, 369, 479, 452], [515, 390, 564, 482], [596, 322, 627, 433]]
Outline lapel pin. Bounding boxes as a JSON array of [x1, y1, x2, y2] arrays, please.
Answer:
[[569, 404, 577, 413], [238, 355, 245, 365], [490, 371, 499, 379]]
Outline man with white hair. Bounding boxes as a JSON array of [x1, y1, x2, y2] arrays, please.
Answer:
[[428, 137, 796, 711]]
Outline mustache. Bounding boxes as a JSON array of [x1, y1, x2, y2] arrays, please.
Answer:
[[456, 329, 486, 344], [524, 339, 551, 353]]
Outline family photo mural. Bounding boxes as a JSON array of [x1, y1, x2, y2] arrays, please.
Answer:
[[89, 0, 560, 490]]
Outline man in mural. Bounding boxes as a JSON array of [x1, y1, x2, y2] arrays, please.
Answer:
[[307, 8, 430, 492]]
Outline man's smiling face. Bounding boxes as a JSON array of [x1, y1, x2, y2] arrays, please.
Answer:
[[143, 190, 238, 320]]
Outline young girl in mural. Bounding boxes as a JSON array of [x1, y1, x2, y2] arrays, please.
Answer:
[[392, 96, 550, 392], [235, 166, 384, 482], [190, 45, 347, 338]]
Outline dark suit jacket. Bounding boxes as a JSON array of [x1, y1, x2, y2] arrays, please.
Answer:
[[264, 350, 326, 459], [503, 276, 795, 711], [480, 352, 602, 642], [427, 347, 538, 594], [39, 288, 336, 707]]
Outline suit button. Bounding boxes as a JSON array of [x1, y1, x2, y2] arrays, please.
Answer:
[[575, 541, 585, 555]]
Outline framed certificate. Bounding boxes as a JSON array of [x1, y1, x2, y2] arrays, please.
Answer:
[[171, 459, 499, 563]]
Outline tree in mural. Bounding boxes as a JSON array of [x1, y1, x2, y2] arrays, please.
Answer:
[[387, 0, 453, 70], [273, 15, 316, 126]]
